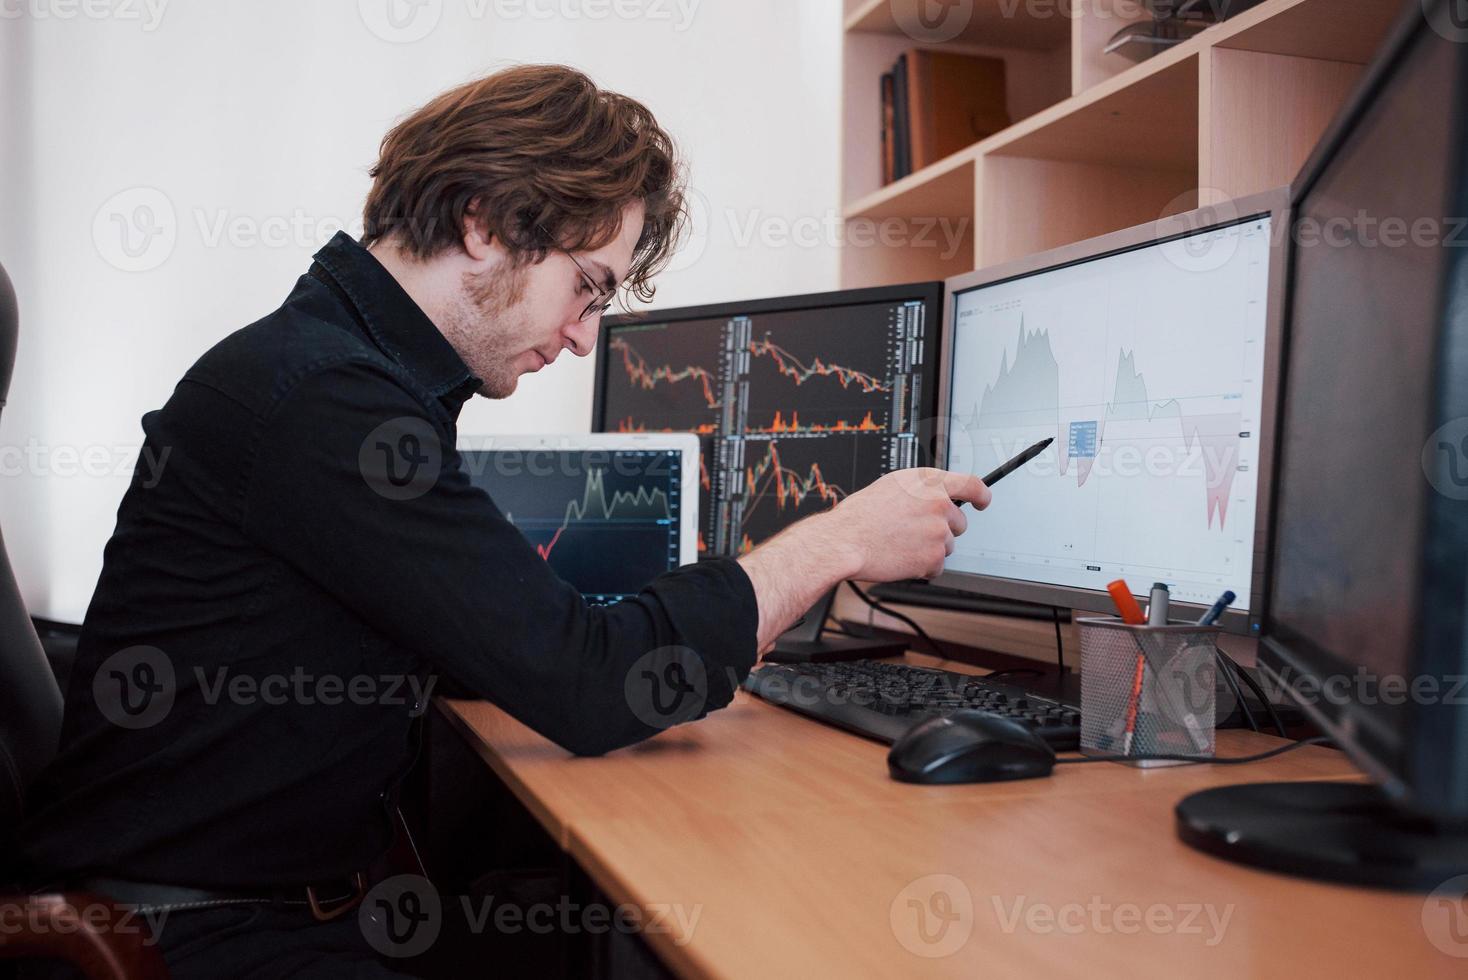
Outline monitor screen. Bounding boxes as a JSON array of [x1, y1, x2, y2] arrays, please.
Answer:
[[940, 213, 1276, 625], [594, 286, 941, 556], [1260, 11, 1468, 809], [462, 447, 688, 605], [1268, 27, 1454, 685]]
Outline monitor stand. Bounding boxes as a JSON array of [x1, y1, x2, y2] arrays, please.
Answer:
[[763, 587, 910, 664], [1175, 781, 1468, 890]]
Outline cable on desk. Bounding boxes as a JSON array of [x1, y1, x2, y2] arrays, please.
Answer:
[[1215, 648, 1258, 733], [1051, 606, 1066, 673], [983, 668, 1045, 680], [1217, 648, 1288, 738], [845, 581, 947, 660], [1056, 735, 1332, 768]]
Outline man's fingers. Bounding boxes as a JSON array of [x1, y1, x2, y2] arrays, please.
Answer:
[[946, 501, 967, 538], [942, 471, 992, 510], [892, 466, 950, 500]]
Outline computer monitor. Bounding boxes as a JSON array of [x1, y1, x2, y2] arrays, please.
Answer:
[[591, 283, 943, 555], [591, 283, 943, 661], [458, 433, 700, 605], [1176, 0, 1468, 889], [933, 191, 1288, 637]]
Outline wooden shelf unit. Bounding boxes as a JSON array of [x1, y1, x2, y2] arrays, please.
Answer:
[[840, 0, 1402, 286]]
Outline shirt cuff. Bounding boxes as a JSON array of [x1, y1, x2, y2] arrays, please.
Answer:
[[647, 557, 759, 712]]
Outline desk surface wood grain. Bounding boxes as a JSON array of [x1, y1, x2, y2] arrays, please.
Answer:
[[439, 655, 1457, 978]]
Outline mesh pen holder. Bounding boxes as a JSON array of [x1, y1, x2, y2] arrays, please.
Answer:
[[1077, 616, 1221, 767]]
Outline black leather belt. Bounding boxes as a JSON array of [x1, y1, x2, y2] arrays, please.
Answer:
[[72, 872, 370, 922]]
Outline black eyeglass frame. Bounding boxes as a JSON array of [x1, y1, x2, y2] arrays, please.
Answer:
[[563, 249, 617, 321]]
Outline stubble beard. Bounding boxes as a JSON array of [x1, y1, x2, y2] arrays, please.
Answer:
[[441, 260, 531, 399]]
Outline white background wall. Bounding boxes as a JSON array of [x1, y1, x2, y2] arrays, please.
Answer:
[[0, 0, 844, 622]]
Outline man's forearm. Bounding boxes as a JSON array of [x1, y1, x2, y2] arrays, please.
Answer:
[[736, 512, 864, 653]]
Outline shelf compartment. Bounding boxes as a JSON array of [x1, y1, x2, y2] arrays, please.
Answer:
[[1214, 0, 1403, 64], [845, 150, 978, 223], [1201, 46, 1364, 201], [839, 159, 978, 289], [977, 155, 1199, 268], [844, 0, 1070, 51], [1070, 0, 1158, 95], [1067, 0, 1400, 97], [977, 51, 1200, 267], [987, 48, 1199, 171], [841, 31, 1071, 211]]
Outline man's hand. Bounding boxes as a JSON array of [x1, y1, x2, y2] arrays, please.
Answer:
[[737, 468, 991, 653], [827, 467, 991, 581]]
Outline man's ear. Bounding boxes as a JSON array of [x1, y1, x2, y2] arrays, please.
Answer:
[[460, 205, 496, 264]]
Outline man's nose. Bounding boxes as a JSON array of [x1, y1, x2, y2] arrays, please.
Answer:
[[564, 317, 600, 357]]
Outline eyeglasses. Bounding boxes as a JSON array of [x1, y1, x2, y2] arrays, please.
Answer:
[[563, 249, 616, 321]]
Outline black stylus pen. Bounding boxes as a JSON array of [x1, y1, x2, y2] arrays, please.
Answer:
[[952, 436, 1054, 506]]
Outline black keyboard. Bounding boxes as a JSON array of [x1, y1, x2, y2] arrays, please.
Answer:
[[743, 660, 1082, 750]]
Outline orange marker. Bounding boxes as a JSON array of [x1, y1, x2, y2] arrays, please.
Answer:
[[1121, 651, 1147, 755], [1106, 579, 1148, 625], [1107, 578, 1148, 755]]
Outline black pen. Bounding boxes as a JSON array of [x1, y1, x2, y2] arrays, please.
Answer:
[[953, 436, 1054, 506]]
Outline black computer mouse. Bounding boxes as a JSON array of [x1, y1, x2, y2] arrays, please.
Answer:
[[887, 710, 1057, 784]]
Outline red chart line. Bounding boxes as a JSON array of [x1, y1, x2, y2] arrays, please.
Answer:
[[741, 442, 848, 530], [748, 337, 891, 394], [521, 469, 670, 561], [534, 526, 566, 560], [611, 337, 719, 408]]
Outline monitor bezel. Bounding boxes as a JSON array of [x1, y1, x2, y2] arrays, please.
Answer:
[[930, 187, 1291, 637], [455, 432, 703, 570]]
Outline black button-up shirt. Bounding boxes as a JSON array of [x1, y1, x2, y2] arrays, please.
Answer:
[[20, 233, 758, 888]]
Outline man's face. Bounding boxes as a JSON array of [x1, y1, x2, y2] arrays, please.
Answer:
[[443, 200, 646, 398]]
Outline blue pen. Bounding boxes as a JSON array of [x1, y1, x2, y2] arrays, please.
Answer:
[[1197, 591, 1236, 627]]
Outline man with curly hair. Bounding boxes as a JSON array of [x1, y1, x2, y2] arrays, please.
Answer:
[[17, 65, 989, 977]]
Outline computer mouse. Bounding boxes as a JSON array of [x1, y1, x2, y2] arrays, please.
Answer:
[[887, 710, 1057, 784]]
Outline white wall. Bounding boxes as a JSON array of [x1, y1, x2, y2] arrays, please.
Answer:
[[0, 0, 843, 622]]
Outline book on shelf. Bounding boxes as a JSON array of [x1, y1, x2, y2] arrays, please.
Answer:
[[880, 70, 895, 186], [893, 53, 911, 180], [881, 49, 1010, 185]]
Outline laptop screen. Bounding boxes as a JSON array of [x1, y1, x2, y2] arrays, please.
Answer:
[[461, 447, 687, 604]]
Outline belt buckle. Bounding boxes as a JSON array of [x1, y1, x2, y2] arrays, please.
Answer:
[[307, 872, 368, 922]]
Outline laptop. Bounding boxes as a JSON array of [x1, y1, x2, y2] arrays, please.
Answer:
[[457, 433, 700, 604]]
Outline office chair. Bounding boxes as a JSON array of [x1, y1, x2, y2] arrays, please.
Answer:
[[0, 259, 168, 978]]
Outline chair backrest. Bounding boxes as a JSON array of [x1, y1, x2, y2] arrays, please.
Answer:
[[0, 259, 63, 841]]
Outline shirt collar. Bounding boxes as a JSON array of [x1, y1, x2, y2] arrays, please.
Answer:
[[309, 232, 481, 416]]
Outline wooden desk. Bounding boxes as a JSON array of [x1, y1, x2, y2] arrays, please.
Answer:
[[438, 656, 1456, 978]]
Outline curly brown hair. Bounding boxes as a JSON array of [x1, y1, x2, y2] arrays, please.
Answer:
[[362, 64, 686, 305]]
